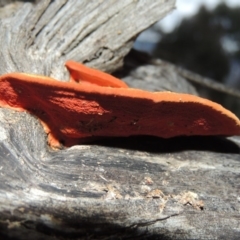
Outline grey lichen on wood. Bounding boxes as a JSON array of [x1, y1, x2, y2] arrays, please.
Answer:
[[1, 1, 240, 240]]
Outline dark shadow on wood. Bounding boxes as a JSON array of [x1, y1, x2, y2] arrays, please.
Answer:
[[0, 216, 177, 240], [113, 49, 152, 79], [93, 136, 240, 154]]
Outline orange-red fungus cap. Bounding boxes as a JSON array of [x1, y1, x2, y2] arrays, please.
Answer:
[[0, 61, 240, 148], [65, 60, 128, 88]]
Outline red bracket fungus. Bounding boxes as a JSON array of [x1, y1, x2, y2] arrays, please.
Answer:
[[0, 60, 240, 148]]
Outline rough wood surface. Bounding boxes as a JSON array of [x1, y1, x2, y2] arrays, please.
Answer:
[[0, 0, 175, 76], [1, 1, 240, 240]]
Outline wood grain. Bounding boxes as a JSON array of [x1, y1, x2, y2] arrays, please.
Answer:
[[1, 1, 240, 240]]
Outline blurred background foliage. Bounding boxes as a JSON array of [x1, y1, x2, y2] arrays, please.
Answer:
[[135, 2, 240, 117]]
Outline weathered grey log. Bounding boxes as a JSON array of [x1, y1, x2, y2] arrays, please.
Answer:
[[121, 50, 198, 94], [0, 0, 175, 76], [1, 1, 240, 240]]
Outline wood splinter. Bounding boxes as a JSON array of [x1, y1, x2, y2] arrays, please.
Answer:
[[0, 60, 240, 148]]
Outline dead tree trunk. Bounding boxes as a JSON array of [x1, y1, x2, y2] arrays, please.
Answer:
[[0, 1, 240, 240]]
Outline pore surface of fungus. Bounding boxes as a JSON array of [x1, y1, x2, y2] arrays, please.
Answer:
[[0, 61, 240, 148]]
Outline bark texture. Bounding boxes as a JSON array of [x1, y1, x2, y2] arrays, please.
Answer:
[[1, 1, 240, 240]]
